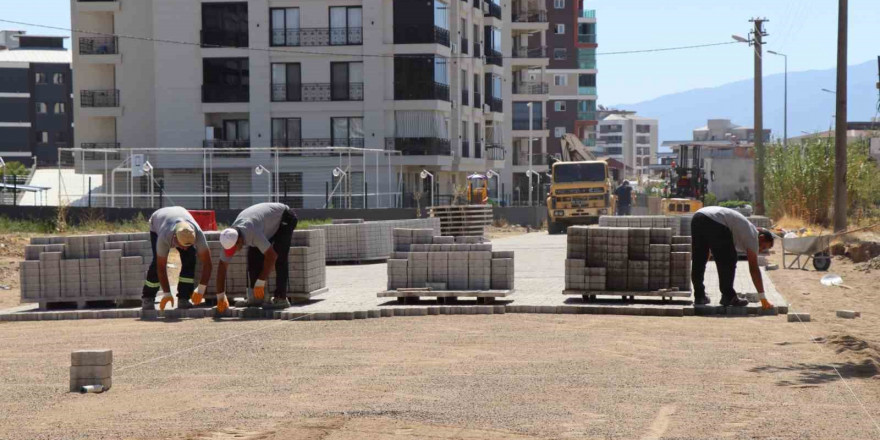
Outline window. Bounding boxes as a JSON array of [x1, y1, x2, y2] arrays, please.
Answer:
[[554, 0, 565, 8], [54, 103, 65, 114], [434, 57, 449, 85], [636, 124, 651, 133], [330, 6, 363, 45], [331, 62, 364, 100], [460, 19, 468, 53], [223, 120, 250, 142], [201, 2, 248, 47], [35, 102, 47, 114], [434, 0, 448, 30], [555, 24, 565, 34], [271, 63, 301, 102], [554, 101, 566, 112], [331, 117, 364, 147], [554, 48, 567, 60], [203, 58, 249, 102], [52, 73, 64, 85], [554, 127, 566, 138], [603, 135, 623, 144], [270, 8, 299, 46], [513, 102, 543, 130], [578, 73, 596, 87], [35, 73, 46, 84], [600, 124, 622, 133], [461, 121, 469, 157], [35, 131, 48, 143], [272, 118, 302, 147], [554, 74, 567, 86], [637, 136, 651, 145]]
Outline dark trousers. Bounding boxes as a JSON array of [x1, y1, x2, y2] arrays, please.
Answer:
[[691, 212, 739, 301], [617, 204, 631, 216], [247, 209, 297, 299], [142, 231, 197, 300]]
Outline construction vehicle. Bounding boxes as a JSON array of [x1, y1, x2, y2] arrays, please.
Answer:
[[466, 173, 489, 204], [546, 134, 615, 234], [661, 143, 709, 215]]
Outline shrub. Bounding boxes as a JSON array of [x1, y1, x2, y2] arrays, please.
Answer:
[[719, 200, 750, 209], [703, 193, 717, 207]]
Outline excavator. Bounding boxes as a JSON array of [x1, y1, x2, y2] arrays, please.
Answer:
[[546, 134, 615, 234]]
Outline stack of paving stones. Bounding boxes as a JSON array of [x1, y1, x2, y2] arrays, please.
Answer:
[[598, 215, 681, 231], [70, 349, 112, 392], [21, 233, 151, 309], [383, 229, 514, 302], [313, 218, 440, 263], [565, 226, 692, 300]]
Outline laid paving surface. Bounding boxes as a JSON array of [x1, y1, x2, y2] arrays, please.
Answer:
[[0, 233, 788, 321]]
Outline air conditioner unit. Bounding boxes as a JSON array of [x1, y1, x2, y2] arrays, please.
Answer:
[[451, 42, 458, 54], [483, 104, 491, 113], [482, 2, 490, 14]]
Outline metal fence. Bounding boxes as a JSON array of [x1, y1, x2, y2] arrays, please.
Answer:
[[56, 147, 404, 210]]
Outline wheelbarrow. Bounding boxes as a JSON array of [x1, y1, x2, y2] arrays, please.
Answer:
[[782, 235, 833, 271]]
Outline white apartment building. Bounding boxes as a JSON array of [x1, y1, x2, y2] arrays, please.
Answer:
[[597, 113, 657, 178], [71, 0, 515, 209]]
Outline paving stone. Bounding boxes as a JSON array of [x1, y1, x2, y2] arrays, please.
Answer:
[[836, 310, 860, 319], [71, 350, 112, 366]]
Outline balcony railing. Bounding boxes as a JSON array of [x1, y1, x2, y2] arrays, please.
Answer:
[[485, 49, 503, 66], [461, 89, 469, 106], [513, 82, 549, 95], [579, 9, 596, 19], [485, 1, 502, 19], [271, 83, 364, 102], [461, 38, 469, 54], [79, 36, 117, 55], [393, 26, 450, 47], [485, 144, 506, 160], [385, 138, 452, 156], [578, 56, 597, 70], [202, 84, 249, 103], [272, 138, 365, 152], [203, 140, 251, 157], [578, 86, 597, 95], [271, 27, 363, 47], [395, 81, 450, 101], [80, 142, 121, 160], [80, 89, 119, 107], [578, 111, 597, 121], [512, 9, 547, 23], [200, 29, 249, 48], [461, 140, 470, 158], [473, 92, 481, 108], [578, 34, 597, 44], [486, 97, 503, 113], [513, 46, 546, 58]]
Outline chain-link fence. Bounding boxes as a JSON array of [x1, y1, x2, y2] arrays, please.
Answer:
[[57, 147, 403, 210]]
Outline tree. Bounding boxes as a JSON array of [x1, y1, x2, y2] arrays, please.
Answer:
[[0, 161, 28, 178]]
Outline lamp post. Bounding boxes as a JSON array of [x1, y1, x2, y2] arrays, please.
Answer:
[[767, 50, 788, 148], [420, 169, 434, 207], [332, 167, 347, 208], [486, 169, 500, 200], [526, 169, 541, 206], [527, 102, 534, 206], [255, 165, 272, 203], [142, 161, 154, 208]]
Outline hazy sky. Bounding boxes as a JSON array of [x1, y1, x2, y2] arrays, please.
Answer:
[[2, 0, 878, 105]]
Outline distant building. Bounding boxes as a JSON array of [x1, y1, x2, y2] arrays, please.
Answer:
[[0, 31, 72, 166], [596, 112, 658, 178], [693, 118, 770, 143]]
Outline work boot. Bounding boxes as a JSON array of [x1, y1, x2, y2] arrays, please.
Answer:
[[141, 297, 155, 311], [263, 297, 291, 310], [693, 296, 711, 306], [177, 298, 193, 310], [720, 296, 748, 307]]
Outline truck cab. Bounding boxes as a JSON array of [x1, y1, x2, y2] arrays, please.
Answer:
[[547, 161, 613, 234]]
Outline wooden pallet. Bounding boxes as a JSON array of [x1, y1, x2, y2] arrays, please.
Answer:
[[563, 289, 692, 303], [325, 257, 388, 266], [37, 296, 142, 311]]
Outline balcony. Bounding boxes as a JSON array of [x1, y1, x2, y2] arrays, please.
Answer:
[[578, 86, 597, 96], [485, 144, 506, 161], [271, 27, 362, 47], [80, 89, 119, 107], [486, 97, 502, 113], [202, 85, 249, 103], [513, 82, 549, 95], [203, 140, 251, 157], [272, 138, 365, 155], [484, 1, 502, 19], [578, 34, 597, 44], [79, 36, 117, 54], [461, 89, 469, 106], [485, 49, 503, 67], [513, 118, 547, 130], [473, 92, 481, 108], [513, 46, 546, 58], [512, 9, 547, 23], [461, 140, 470, 158], [393, 26, 450, 47], [578, 52, 597, 70], [577, 111, 597, 121], [271, 83, 364, 102], [395, 81, 450, 102], [579, 9, 596, 19], [386, 138, 452, 156], [201, 29, 249, 48]]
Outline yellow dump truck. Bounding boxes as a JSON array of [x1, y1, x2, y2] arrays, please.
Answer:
[[546, 160, 614, 234]]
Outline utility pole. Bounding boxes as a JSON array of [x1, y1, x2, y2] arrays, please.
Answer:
[[833, 0, 848, 232], [750, 18, 768, 216]]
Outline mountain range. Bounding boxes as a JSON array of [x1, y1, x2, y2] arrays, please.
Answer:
[[610, 59, 879, 144]]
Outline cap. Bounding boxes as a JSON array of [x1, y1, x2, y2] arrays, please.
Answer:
[[220, 228, 239, 257], [174, 222, 196, 247]]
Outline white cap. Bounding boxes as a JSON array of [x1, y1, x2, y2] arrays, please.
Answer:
[[220, 228, 239, 250]]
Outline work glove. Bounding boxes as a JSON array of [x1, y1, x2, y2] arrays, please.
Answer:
[[216, 292, 229, 314], [159, 292, 174, 311], [191, 284, 207, 306], [254, 279, 266, 301], [760, 298, 774, 310]]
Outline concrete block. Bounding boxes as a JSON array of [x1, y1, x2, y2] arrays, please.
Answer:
[[787, 312, 811, 322], [70, 365, 112, 379], [71, 349, 112, 366], [836, 310, 860, 319]]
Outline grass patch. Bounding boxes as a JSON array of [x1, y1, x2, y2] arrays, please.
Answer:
[[298, 218, 331, 229]]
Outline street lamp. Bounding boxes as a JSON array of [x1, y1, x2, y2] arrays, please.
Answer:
[[731, 34, 750, 44], [419, 169, 434, 207], [486, 169, 500, 201], [332, 167, 348, 208], [255, 165, 272, 202], [142, 161, 155, 207], [526, 102, 534, 206], [767, 50, 788, 147]]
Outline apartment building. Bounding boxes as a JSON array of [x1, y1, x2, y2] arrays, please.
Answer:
[[597, 112, 658, 179], [71, 0, 513, 209], [0, 31, 72, 167], [509, 0, 597, 204]]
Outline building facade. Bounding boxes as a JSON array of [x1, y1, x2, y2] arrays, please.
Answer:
[[71, 0, 516, 209], [596, 112, 657, 179], [0, 31, 73, 167]]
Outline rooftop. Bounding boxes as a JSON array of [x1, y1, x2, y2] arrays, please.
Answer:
[[0, 49, 71, 64]]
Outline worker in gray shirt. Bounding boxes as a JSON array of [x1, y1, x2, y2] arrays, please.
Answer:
[[142, 207, 212, 311], [691, 206, 775, 308], [217, 203, 298, 311]]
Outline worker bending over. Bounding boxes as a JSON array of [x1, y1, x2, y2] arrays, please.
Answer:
[[217, 203, 298, 312], [142, 207, 212, 310], [691, 206, 774, 308]]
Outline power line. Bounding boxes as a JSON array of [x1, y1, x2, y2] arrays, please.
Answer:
[[0, 18, 739, 60]]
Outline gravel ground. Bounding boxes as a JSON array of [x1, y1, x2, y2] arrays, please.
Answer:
[[0, 311, 878, 439]]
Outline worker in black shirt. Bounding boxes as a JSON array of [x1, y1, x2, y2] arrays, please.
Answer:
[[614, 181, 633, 216]]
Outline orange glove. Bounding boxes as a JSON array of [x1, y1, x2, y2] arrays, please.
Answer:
[[254, 279, 266, 301], [159, 292, 174, 311], [216, 292, 229, 314], [191, 284, 207, 306], [760, 298, 774, 310]]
